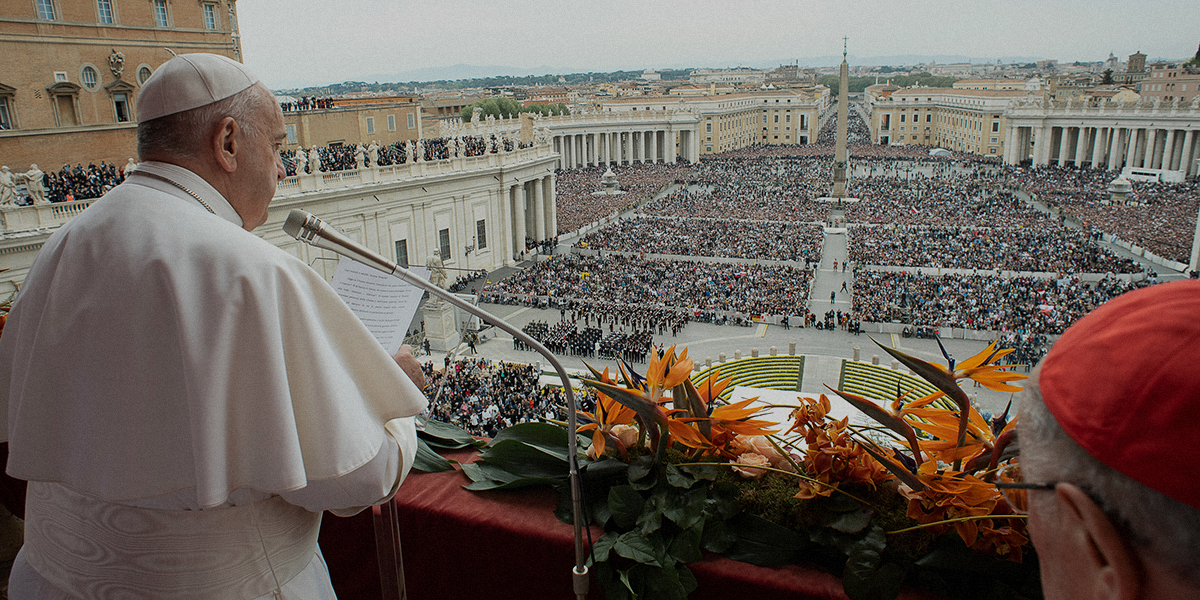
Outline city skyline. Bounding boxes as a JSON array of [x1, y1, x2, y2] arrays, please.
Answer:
[[237, 0, 1199, 89]]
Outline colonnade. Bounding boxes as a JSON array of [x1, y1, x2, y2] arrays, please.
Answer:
[[1006, 123, 1199, 177], [501, 174, 556, 259], [551, 129, 694, 170]]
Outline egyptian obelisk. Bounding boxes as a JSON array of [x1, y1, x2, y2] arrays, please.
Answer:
[[831, 38, 850, 198]]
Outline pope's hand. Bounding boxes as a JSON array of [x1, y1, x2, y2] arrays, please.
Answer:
[[393, 345, 426, 389]]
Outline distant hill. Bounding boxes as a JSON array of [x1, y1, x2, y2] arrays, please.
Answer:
[[276, 54, 1058, 95]]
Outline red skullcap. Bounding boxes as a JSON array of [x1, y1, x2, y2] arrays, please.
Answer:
[[1039, 279, 1200, 510]]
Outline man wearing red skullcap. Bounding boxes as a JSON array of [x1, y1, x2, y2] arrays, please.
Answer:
[[1018, 279, 1200, 600]]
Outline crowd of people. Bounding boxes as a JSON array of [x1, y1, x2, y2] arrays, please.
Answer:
[[575, 216, 824, 262], [852, 270, 1152, 335], [33, 162, 128, 204], [279, 96, 334, 111], [848, 224, 1142, 273], [1004, 164, 1200, 263], [481, 253, 812, 319], [845, 176, 1051, 227], [640, 158, 832, 221], [552, 163, 693, 234], [423, 358, 589, 438]]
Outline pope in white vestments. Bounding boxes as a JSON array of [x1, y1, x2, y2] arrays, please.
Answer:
[[0, 54, 428, 599]]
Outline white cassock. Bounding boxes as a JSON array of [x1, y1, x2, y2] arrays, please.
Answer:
[[0, 161, 428, 599]]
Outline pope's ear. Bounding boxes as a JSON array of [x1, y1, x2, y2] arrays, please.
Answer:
[[211, 116, 239, 173], [1056, 483, 1141, 600]]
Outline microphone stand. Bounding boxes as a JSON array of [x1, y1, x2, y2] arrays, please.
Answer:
[[284, 209, 590, 600]]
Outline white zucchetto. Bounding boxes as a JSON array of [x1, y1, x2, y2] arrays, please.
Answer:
[[138, 53, 260, 122]]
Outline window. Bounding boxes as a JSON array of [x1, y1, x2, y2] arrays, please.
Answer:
[[773, 115, 778, 123], [387, 114, 396, 131], [366, 117, 375, 134], [81, 66, 99, 90], [407, 113, 415, 129], [153, 0, 168, 26], [926, 114, 931, 122], [992, 122, 999, 132], [36, 0, 55, 19], [113, 93, 130, 122], [394, 240, 409, 268], [785, 114, 791, 123], [54, 72, 68, 83], [438, 229, 451, 261], [0, 96, 13, 130], [97, 0, 113, 23], [900, 114, 906, 122], [286, 124, 296, 144], [137, 66, 152, 84], [202, 3, 217, 29], [476, 220, 487, 249]]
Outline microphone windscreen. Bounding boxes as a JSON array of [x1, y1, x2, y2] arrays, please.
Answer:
[[283, 209, 310, 239]]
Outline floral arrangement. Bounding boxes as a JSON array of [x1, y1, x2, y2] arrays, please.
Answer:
[[416, 338, 1039, 600]]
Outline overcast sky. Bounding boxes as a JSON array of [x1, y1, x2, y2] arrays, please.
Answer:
[[237, 0, 1200, 89]]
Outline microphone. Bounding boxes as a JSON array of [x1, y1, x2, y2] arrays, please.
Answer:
[[284, 209, 590, 599]]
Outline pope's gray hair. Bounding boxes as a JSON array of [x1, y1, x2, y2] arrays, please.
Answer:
[[1019, 366, 1200, 586], [137, 83, 272, 161]]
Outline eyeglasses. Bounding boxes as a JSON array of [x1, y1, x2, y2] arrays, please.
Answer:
[[993, 462, 1056, 514]]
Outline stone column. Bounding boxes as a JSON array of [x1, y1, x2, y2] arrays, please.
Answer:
[[1143, 129, 1156, 168], [1123, 128, 1132, 169], [1056, 127, 1070, 166], [650, 129, 658, 163], [1032, 126, 1047, 166], [1091, 127, 1106, 169], [1007, 127, 1017, 164], [544, 176, 556, 240], [513, 184, 526, 258], [1162, 129, 1176, 171], [533, 179, 545, 242], [1108, 127, 1123, 170], [498, 187, 514, 266], [1074, 127, 1088, 167], [1181, 130, 1196, 178]]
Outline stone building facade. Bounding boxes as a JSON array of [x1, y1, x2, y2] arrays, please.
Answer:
[[0, 0, 241, 168]]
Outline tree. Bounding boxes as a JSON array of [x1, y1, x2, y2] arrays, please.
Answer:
[[1102, 69, 1114, 84]]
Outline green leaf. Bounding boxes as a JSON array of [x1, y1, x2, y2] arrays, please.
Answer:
[[843, 525, 887, 600], [701, 518, 737, 554], [462, 476, 562, 491], [628, 455, 655, 482], [489, 422, 573, 461], [661, 487, 707, 530], [664, 464, 695, 488], [721, 513, 809, 566], [614, 531, 662, 567], [477, 439, 568, 480], [636, 494, 663, 535], [667, 524, 704, 563], [459, 461, 516, 485], [677, 463, 718, 481], [593, 532, 619, 563], [609, 485, 645, 530], [828, 507, 876, 534], [412, 438, 455, 473], [418, 416, 484, 449]]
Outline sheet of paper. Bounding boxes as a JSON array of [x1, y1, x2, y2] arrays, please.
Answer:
[[330, 257, 430, 355]]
